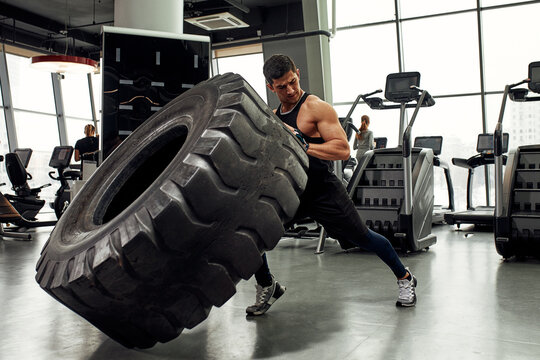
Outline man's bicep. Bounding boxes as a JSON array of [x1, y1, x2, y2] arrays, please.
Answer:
[[316, 106, 346, 141]]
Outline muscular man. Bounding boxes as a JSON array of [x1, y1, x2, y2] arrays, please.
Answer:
[[246, 54, 417, 316]]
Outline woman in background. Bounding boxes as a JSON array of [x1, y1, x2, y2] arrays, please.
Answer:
[[353, 115, 374, 163], [74, 124, 99, 162]]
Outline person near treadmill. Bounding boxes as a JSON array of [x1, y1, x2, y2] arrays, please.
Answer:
[[353, 114, 375, 162], [74, 124, 98, 162], [246, 54, 418, 316]]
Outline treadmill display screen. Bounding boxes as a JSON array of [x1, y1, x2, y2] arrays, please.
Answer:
[[529, 62, 540, 93], [385, 72, 421, 103], [414, 136, 443, 156], [49, 146, 74, 169], [476, 133, 509, 153]]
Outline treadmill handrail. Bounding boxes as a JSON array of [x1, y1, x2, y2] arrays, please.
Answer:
[[452, 157, 471, 169], [494, 78, 528, 217], [436, 158, 455, 211]]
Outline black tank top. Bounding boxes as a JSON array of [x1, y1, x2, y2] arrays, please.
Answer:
[[276, 92, 332, 176]]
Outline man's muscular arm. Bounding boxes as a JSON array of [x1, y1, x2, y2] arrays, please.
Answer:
[[297, 98, 350, 161]]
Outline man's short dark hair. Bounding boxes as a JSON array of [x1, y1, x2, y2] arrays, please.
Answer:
[[263, 54, 297, 85]]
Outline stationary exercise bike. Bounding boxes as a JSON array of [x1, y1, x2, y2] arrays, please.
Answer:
[[48, 146, 81, 219], [3, 148, 51, 220]]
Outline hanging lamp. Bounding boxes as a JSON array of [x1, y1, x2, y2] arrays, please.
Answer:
[[30, 54, 98, 74]]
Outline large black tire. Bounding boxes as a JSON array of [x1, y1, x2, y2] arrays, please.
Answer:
[[35, 73, 308, 348]]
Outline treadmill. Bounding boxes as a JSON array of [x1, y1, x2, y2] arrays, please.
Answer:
[[413, 136, 455, 224], [444, 133, 509, 228]]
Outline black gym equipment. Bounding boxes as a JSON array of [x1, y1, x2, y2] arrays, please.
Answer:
[[3, 148, 52, 221], [494, 61, 540, 259], [14, 148, 32, 168], [346, 72, 437, 253], [0, 155, 54, 240], [35, 73, 309, 349], [374, 137, 387, 149], [1, 154, 31, 240], [48, 146, 81, 219], [413, 136, 455, 224], [444, 133, 509, 228]]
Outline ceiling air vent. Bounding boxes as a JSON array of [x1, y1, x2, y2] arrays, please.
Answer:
[[185, 12, 249, 31]]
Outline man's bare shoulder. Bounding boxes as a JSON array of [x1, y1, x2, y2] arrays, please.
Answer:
[[304, 94, 333, 111], [303, 94, 337, 120]]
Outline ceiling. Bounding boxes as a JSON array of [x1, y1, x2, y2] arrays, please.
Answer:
[[0, 0, 302, 60]]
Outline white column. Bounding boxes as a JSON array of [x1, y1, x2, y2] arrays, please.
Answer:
[[114, 0, 184, 34]]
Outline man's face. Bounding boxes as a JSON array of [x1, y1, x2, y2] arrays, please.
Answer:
[[267, 69, 302, 106]]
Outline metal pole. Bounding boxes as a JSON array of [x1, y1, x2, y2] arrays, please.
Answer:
[[394, 0, 404, 72], [52, 73, 67, 145], [315, 228, 326, 254], [476, 0, 491, 206], [0, 45, 18, 150], [398, 103, 407, 146], [87, 73, 98, 132]]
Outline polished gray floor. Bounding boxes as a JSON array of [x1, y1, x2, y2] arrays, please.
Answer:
[[2, 223, 540, 360]]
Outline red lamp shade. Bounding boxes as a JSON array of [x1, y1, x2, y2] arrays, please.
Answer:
[[30, 55, 98, 74]]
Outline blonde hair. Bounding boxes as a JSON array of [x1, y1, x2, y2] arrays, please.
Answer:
[[84, 124, 96, 137]]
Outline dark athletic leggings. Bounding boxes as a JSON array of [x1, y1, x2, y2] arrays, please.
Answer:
[[255, 173, 407, 287]]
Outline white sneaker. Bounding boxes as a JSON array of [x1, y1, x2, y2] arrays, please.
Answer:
[[246, 276, 286, 316], [396, 268, 417, 307]]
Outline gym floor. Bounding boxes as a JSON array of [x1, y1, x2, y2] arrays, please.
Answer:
[[1, 223, 540, 360]]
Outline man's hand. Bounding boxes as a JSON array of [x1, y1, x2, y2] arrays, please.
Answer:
[[292, 128, 309, 152], [283, 123, 309, 152]]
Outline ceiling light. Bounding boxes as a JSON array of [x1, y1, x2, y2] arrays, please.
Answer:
[[30, 55, 98, 74]]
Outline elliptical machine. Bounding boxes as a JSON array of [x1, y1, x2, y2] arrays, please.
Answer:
[[494, 61, 540, 258], [48, 146, 81, 219]]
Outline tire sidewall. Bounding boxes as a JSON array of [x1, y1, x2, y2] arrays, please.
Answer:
[[47, 83, 219, 260]]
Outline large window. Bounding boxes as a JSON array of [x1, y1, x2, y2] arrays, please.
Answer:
[[485, 93, 540, 148], [330, 23, 399, 104], [6, 53, 60, 205], [216, 52, 267, 103], [13, 110, 59, 203], [334, 103, 404, 150], [482, 3, 540, 92], [400, 0, 476, 18], [62, 73, 95, 146], [401, 12, 480, 95], [330, 1, 540, 211], [413, 96, 484, 210], [0, 87, 8, 187], [7, 54, 55, 114], [482, 0, 528, 6], [334, 0, 395, 27]]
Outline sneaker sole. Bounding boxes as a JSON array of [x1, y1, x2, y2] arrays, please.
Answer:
[[396, 277, 417, 307], [246, 285, 286, 316]]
